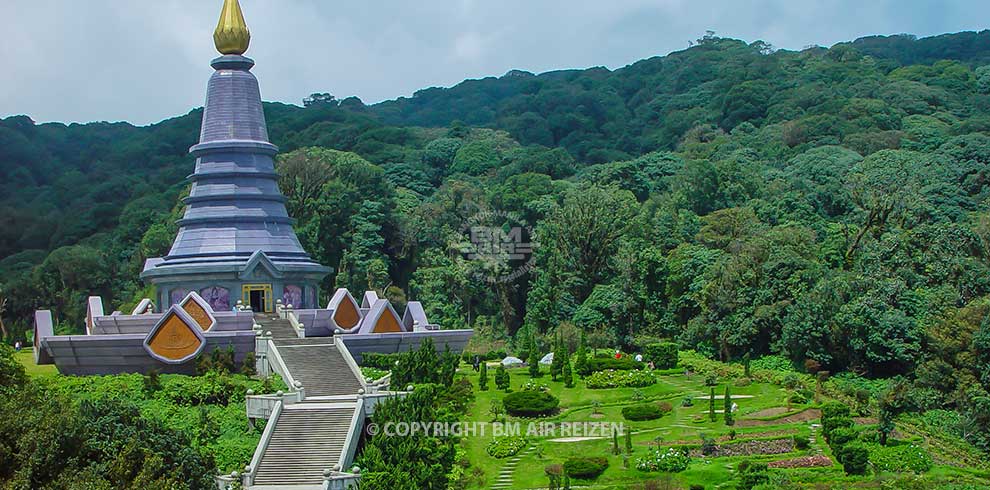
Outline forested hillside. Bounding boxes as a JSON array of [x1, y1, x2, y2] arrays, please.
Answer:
[[4, 30, 990, 454]]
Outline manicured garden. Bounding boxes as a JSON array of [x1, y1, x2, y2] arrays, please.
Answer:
[[446, 349, 990, 489]]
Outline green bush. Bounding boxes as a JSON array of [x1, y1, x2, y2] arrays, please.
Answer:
[[586, 369, 656, 389], [793, 435, 810, 450], [869, 443, 933, 473], [577, 356, 644, 376], [563, 456, 609, 479], [750, 355, 794, 372], [836, 442, 869, 475], [829, 427, 860, 450], [636, 447, 691, 472], [362, 352, 399, 370], [820, 402, 853, 441], [736, 460, 770, 490], [486, 436, 528, 458], [503, 390, 559, 417], [643, 343, 678, 369], [622, 403, 671, 421]]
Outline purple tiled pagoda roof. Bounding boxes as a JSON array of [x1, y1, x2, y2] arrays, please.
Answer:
[[141, 55, 328, 280]]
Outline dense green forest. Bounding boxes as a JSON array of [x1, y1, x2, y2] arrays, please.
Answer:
[[4, 30, 990, 457]]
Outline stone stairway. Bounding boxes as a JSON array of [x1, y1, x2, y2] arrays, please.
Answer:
[[252, 403, 357, 486], [275, 340, 365, 397], [491, 445, 535, 490], [256, 315, 298, 340]]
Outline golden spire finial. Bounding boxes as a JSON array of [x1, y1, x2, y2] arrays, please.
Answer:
[[213, 0, 251, 55]]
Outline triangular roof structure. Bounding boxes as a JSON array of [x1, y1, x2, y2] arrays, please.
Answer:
[[143, 306, 207, 364], [239, 250, 283, 280], [178, 291, 217, 331], [86, 296, 105, 335], [327, 288, 362, 333], [358, 299, 405, 334], [401, 301, 430, 331], [361, 291, 380, 308]]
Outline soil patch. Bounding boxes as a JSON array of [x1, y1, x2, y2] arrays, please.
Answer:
[[735, 408, 820, 427], [745, 407, 790, 418], [768, 455, 833, 468]]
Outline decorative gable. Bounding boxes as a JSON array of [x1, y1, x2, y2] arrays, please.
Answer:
[[239, 250, 283, 280], [360, 299, 405, 334], [327, 288, 362, 332], [143, 306, 207, 364], [178, 291, 217, 331]]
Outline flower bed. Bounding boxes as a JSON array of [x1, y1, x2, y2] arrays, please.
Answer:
[[586, 369, 656, 389], [636, 447, 691, 472], [768, 455, 833, 469], [686, 438, 795, 457], [486, 436, 528, 458]]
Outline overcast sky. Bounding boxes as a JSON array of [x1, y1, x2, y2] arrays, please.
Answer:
[[2, 0, 989, 126]]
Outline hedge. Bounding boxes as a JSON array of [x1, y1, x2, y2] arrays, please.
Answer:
[[503, 390, 559, 417], [577, 356, 644, 376], [362, 352, 399, 370], [586, 369, 656, 389], [642, 343, 678, 369], [563, 456, 608, 479]]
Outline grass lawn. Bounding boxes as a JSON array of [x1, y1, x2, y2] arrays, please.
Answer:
[[453, 361, 990, 489], [14, 349, 57, 377]]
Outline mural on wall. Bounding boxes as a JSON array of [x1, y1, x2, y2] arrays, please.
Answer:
[[200, 286, 230, 311], [283, 285, 303, 308], [170, 289, 188, 306]]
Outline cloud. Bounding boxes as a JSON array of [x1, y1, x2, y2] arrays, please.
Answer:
[[1, 0, 988, 126]]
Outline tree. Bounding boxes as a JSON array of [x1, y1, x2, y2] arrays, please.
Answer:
[[843, 150, 930, 265], [495, 364, 511, 391], [709, 387, 717, 422], [724, 385, 735, 426], [574, 331, 589, 377], [562, 356, 574, 388], [479, 361, 489, 391], [528, 345, 541, 379], [550, 332, 565, 381]]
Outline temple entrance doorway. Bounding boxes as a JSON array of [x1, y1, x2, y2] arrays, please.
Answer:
[[242, 284, 273, 313]]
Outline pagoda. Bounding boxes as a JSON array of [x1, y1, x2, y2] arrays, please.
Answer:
[[141, 0, 329, 312]]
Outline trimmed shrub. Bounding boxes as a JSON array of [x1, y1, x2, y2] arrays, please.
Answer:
[[503, 390, 559, 417], [736, 460, 770, 490], [829, 427, 859, 450], [836, 442, 869, 475], [793, 435, 810, 450], [820, 402, 853, 441], [642, 343, 678, 369], [578, 356, 644, 375], [486, 437, 528, 458], [586, 370, 656, 389], [622, 403, 666, 421], [564, 457, 609, 479]]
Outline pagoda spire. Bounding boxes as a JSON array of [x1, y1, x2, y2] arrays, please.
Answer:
[[213, 0, 251, 55]]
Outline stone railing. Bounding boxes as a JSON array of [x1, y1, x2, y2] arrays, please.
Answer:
[[242, 399, 284, 488], [338, 398, 366, 471], [265, 337, 307, 399], [322, 468, 361, 490], [334, 339, 368, 393], [367, 373, 391, 393], [245, 391, 301, 421]]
